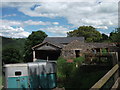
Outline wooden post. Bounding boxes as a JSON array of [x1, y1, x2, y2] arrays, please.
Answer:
[[33, 50, 36, 62], [112, 52, 119, 83], [116, 52, 119, 63], [100, 48, 102, 55], [47, 56, 49, 61]]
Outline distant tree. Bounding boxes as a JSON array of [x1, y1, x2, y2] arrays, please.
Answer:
[[2, 47, 22, 64], [67, 26, 102, 42], [24, 30, 48, 62], [101, 33, 109, 42], [109, 28, 120, 43], [102, 33, 108, 40]]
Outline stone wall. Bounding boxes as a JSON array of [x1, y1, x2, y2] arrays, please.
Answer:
[[61, 50, 76, 59], [61, 40, 94, 59]]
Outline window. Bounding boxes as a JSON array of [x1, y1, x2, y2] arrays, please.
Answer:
[[15, 71, 22, 76]]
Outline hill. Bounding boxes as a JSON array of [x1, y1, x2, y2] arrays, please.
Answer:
[[2, 36, 26, 55]]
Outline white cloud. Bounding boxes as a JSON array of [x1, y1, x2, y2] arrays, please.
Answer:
[[40, 26, 70, 36], [0, 20, 22, 26], [0, 25, 30, 38], [24, 20, 50, 25], [5, 2, 117, 29], [0, 19, 51, 27], [1, 1, 119, 37], [0, 19, 31, 38], [1, 0, 119, 2], [95, 26, 108, 29], [52, 22, 59, 25], [2, 14, 17, 18], [0, 19, 62, 38]]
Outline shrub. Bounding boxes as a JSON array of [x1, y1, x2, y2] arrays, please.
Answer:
[[57, 57, 76, 87], [57, 57, 76, 77], [102, 48, 108, 55], [74, 56, 85, 65]]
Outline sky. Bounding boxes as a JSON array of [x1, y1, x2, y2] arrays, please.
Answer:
[[0, 0, 119, 38]]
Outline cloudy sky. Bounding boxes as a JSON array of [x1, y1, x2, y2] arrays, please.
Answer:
[[0, 0, 119, 38]]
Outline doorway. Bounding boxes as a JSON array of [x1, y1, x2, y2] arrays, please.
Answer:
[[35, 50, 61, 60], [75, 50, 80, 57]]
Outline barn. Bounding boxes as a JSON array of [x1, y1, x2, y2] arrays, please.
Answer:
[[32, 37, 117, 61]]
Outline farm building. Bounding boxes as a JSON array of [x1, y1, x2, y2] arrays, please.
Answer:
[[32, 37, 117, 61]]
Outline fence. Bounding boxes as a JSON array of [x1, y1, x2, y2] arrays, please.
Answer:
[[90, 64, 119, 89]]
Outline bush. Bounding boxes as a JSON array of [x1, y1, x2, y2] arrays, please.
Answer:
[[57, 57, 109, 89], [57, 58, 66, 77], [57, 56, 85, 79], [57, 57, 76, 87], [74, 56, 85, 65], [102, 48, 108, 55], [57, 57, 76, 77]]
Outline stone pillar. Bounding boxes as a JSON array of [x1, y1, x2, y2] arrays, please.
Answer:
[[33, 50, 37, 62]]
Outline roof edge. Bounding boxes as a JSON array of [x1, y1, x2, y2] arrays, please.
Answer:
[[32, 41, 62, 50]]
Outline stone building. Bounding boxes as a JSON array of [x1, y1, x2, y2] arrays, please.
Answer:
[[32, 37, 117, 61]]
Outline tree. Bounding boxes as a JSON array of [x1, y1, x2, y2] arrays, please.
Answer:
[[67, 26, 102, 42], [109, 28, 120, 43], [2, 47, 22, 64], [101, 33, 109, 42], [24, 30, 48, 62]]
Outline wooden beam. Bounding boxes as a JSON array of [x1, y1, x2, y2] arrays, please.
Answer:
[[111, 77, 120, 89]]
